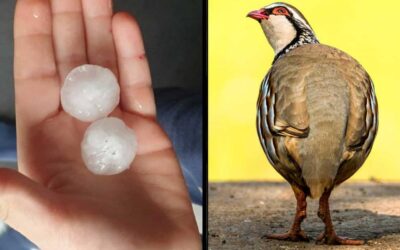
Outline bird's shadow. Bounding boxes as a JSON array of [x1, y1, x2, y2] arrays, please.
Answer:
[[299, 209, 400, 241]]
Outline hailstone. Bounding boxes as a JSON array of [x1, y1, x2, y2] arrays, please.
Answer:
[[81, 117, 137, 175], [61, 64, 120, 122]]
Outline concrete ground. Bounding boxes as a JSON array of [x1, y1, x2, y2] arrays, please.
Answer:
[[208, 181, 400, 249]]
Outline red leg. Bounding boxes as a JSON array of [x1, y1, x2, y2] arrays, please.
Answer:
[[316, 190, 364, 245], [265, 185, 309, 242]]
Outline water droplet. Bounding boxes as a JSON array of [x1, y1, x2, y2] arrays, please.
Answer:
[[134, 101, 143, 111]]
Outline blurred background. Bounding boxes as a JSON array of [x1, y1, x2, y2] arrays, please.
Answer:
[[0, 0, 203, 248], [209, 0, 400, 181]]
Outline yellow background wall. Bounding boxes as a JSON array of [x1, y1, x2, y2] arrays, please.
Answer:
[[209, 0, 400, 181]]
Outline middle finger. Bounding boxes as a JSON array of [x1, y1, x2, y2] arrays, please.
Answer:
[[51, 0, 88, 81], [82, 0, 119, 77]]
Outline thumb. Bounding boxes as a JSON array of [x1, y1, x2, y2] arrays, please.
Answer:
[[0, 168, 55, 243]]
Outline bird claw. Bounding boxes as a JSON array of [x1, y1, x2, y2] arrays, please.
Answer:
[[263, 230, 309, 242], [316, 232, 364, 245]]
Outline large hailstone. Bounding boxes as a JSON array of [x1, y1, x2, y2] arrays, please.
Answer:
[[61, 64, 120, 122], [81, 117, 137, 175]]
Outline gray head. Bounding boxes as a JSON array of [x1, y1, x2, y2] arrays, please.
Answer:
[[247, 2, 319, 61]]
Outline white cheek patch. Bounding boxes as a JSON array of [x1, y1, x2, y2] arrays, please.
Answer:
[[261, 15, 296, 54]]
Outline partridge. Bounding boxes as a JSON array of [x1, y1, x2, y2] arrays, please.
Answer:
[[247, 2, 378, 245]]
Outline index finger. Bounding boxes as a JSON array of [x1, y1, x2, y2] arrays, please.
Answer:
[[14, 0, 60, 127]]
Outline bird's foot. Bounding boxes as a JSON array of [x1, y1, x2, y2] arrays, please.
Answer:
[[263, 230, 309, 242], [316, 231, 364, 245]]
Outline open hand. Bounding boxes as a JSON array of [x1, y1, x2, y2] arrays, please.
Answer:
[[5, 0, 200, 249]]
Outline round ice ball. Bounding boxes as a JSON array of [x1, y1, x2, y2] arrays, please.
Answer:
[[61, 64, 120, 122], [81, 117, 137, 175]]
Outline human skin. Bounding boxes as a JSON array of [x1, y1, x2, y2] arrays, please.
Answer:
[[2, 0, 201, 249]]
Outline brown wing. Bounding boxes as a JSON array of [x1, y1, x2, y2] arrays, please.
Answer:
[[256, 62, 311, 188], [256, 61, 310, 168], [258, 61, 310, 139], [344, 65, 378, 154], [334, 67, 378, 185]]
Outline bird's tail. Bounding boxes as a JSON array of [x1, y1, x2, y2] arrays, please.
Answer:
[[300, 124, 345, 199], [306, 177, 333, 199]]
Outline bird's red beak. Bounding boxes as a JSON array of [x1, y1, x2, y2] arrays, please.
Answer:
[[247, 9, 268, 21]]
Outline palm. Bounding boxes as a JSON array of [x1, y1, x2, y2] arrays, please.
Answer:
[[10, 0, 199, 249]]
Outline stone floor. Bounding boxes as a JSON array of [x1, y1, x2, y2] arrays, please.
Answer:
[[208, 181, 400, 249]]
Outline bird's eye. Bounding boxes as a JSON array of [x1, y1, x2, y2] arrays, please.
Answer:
[[273, 7, 289, 16]]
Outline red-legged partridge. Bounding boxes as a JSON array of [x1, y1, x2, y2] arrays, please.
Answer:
[[248, 2, 378, 245]]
